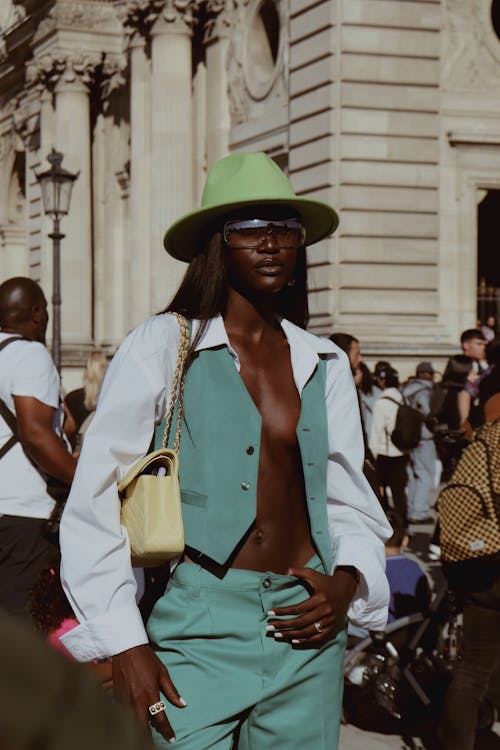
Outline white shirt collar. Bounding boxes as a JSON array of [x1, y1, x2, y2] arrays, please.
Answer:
[[191, 315, 337, 394]]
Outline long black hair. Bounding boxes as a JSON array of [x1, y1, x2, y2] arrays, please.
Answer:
[[164, 231, 309, 368]]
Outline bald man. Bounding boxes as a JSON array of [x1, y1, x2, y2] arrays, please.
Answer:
[[0, 277, 77, 617]]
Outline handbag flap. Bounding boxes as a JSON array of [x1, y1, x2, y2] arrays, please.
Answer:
[[117, 448, 178, 495]]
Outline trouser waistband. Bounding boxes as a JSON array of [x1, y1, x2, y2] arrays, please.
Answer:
[[172, 553, 323, 591]]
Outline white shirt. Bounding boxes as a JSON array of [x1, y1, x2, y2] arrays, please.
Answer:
[[60, 314, 392, 661], [369, 387, 404, 458], [0, 333, 61, 519]]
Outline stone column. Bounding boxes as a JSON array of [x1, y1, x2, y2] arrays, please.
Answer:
[[204, 0, 231, 167], [128, 31, 152, 327], [53, 53, 99, 346], [92, 54, 128, 345], [38, 87, 55, 314], [149, 1, 194, 311]]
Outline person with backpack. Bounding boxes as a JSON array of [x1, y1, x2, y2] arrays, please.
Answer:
[[401, 362, 440, 524], [0, 277, 77, 619], [434, 406, 500, 750], [369, 362, 409, 525]]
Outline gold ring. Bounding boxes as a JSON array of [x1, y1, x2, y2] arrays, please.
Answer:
[[314, 621, 323, 633]]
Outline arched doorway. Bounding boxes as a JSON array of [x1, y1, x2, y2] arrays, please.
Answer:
[[477, 189, 500, 328]]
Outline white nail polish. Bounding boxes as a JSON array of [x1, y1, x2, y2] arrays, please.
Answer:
[[274, 632, 283, 639], [266, 624, 275, 632], [267, 610, 276, 616], [292, 639, 300, 645], [179, 697, 187, 707], [168, 738, 176, 744]]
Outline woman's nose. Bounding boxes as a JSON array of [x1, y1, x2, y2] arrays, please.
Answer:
[[258, 232, 279, 252]]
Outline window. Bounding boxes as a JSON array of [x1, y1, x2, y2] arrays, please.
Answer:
[[244, 0, 283, 100]]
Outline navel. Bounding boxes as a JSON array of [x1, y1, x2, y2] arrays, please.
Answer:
[[253, 527, 265, 544]]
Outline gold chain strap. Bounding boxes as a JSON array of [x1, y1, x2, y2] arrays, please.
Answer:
[[161, 313, 190, 452]]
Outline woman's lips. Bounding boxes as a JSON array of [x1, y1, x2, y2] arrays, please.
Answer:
[[255, 258, 284, 275]]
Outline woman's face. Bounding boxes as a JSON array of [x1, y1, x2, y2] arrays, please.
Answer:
[[222, 218, 301, 294]]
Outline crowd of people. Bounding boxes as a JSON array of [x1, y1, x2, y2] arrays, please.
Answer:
[[332, 324, 500, 750], [0, 152, 498, 750]]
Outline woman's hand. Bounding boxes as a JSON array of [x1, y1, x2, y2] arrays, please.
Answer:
[[267, 567, 359, 647], [112, 644, 186, 743]]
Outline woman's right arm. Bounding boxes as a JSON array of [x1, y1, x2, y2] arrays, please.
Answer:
[[59, 315, 186, 740]]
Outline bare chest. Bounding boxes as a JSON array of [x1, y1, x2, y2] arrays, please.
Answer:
[[237, 341, 301, 444]]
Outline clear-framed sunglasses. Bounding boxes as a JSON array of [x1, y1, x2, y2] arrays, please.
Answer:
[[223, 218, 306, 250]]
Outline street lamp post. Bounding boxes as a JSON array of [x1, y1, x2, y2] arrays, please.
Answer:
[[35, 149, 79, 373]]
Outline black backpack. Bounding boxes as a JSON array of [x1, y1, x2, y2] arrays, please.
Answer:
[[383, 395, 424, 452], [383, 384, 448, 453]]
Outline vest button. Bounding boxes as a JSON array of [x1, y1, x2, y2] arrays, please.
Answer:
[[241, 481, 250, 491], [246, 446, 255, 455]]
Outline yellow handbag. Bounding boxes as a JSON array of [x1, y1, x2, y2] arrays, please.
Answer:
[[118, 313, 190, 567]]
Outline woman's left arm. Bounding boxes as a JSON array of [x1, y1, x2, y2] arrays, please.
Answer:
[[324, 350, 392, 630]]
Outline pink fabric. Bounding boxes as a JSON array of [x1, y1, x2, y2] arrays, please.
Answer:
[[47, 617, 79, 660]]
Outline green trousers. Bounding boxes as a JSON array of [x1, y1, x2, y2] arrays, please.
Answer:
[[147, 555, 346, 749]]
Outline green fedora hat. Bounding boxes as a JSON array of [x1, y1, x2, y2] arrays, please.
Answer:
[[163, 151, 339, 262]]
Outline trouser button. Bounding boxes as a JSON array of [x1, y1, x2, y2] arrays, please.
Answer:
[[263, 578, 271, 588]]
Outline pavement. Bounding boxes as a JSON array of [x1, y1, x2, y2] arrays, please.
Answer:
[[339, 517, 500, 750]]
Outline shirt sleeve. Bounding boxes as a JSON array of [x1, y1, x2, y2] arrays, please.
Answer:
[[10, 342, 60, 408], [59, 315, 180, 661], [325, 351, 392, 631]]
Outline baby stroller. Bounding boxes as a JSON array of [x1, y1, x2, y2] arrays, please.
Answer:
[[343, 587, 456, 735]]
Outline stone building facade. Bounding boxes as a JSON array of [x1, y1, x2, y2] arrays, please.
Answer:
[[0, 0, 499, 385]]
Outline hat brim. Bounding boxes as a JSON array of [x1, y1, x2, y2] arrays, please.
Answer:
[[163, 197, 339, 262]]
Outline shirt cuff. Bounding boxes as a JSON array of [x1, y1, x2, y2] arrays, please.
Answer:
[[333, 535, 390, 631], [60, 605, 149, 662]]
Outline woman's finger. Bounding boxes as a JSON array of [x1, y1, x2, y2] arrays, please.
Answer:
[[159, 666, 187, 709], [268, 603, 330, 633], [147, 699, 177, 744], [268, 592, 321, 618], [271, 615, 335, 642]]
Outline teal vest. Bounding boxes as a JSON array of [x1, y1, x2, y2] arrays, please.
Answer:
[[155, 344, 333, 573]]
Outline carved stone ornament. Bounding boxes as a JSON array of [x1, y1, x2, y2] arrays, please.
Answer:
[[442, 0, 500, 91], [161, 0, 194, 30], [118, 0, 162, 34], [120, 0, 194, 35], [11, 93, 35, 148], [26, 51, 103, 91], [203, 0, 232, 43], [33, 1, 120, 43], [101, 52, 128, 100]]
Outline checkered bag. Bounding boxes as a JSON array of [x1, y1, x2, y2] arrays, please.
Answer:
[[438, 418, 500, 564]]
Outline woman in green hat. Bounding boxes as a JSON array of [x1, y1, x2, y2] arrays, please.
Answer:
[[59, 152, 391, 749]]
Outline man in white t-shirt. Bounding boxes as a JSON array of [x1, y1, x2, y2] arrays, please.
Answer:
[[0, 277, 77, 617]]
